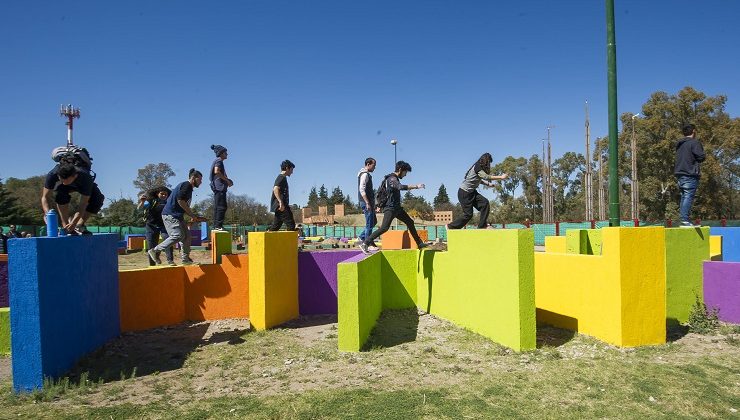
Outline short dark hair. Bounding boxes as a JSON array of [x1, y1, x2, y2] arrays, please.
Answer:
[[395, 160, 412, 172], [57, 163, 77, 180], [188, 168, 203, 178], [365, 157, 376, 166], [682, 124, 696, 136], [281, 160, 296, 170]]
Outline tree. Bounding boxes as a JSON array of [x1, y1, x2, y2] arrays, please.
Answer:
[[402, 191, 435, 221], [329, 186, 345, 206], [193, 193, 272, 226], [307, 187, 319, 211], [342, 194, 358, 214], [318, 184, 329, 207], [0, 179, 27, 225], [133, 163, 175, 194], [433, 184, 453, 210], [91, 198, 139, 226], [4, 175, 47, 225]]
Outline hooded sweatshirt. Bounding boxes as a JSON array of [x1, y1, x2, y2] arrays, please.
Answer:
[[674, 137, 706, 178]]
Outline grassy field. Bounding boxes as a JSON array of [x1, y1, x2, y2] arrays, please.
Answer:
[[0, 307, 738, 419]]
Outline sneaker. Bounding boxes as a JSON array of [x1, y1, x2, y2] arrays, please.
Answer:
[[147, 249, 162, 265], [417, 243, 429, 250], [75, 225, 92, 235], [368, 245, 379, 252], [679, 221, 696, 228], [182, 258, 195, 265], [167, 261, 177, 267], [359, 242, 371, 255], [213, 227, 226, 232]]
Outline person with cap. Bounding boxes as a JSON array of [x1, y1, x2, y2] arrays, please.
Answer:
[[268, 160, 297, 231], [210, 144, 233, 231], [446, 153, 507, 230]]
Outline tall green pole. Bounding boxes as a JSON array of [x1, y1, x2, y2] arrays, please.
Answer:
[[606, 0, 620, 226]]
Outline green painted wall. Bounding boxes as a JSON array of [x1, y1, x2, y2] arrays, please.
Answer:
[[0, 308, 9, 355], [337, 254, 382, 351], [381, 250, 418, 309], [566, 229, 603, 255], [665, 227, 710, 325]]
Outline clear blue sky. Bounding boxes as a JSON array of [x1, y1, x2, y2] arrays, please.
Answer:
[[1, 0, 738, 208]]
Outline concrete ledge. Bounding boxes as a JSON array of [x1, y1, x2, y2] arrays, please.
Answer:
[[703, 261, 740, 324]]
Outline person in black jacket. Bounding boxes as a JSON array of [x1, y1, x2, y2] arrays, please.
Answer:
[[674, 123, 706, 227], [138, 187, 175, 266]]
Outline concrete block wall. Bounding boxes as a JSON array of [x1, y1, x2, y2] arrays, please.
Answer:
[[298, 250, 361, 315], [338, 253, 383, 351], [709, 227, 739, 262], [703, 261, 740, 324], [248, 232, 299, 330], [0, 255, 7, 307], [664, 227, 710, 325], [211, 230, 232, 264], [380, 230, 428, 250], [9, 235, 121, 392], [0, 307, 9, 355]]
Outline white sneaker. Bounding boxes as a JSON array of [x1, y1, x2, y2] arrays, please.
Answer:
[[359, 242, 371, 255], [368, 245, 379, 252]]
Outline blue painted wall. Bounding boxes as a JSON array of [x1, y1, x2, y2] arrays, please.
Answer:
[[9, 234, 121, 392], [710, 227, 740, 262]]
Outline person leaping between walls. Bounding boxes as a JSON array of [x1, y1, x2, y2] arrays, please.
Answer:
[[446, 152, 507, 230]]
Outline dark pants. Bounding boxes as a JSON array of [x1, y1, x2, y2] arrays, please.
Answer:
[[269, 207, 296, 231], [55, 183, 105, 214], [358, 201, 377, 242], [213, 190, 227, 228], [448, 188, 490, 229], [145, 223, 173, 265], [364, 207, 423, 246], [677, 175, 698, 223]]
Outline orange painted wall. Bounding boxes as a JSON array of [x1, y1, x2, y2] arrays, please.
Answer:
[[119, 267, 186, 332], [381, 230, 428, 250], [127, 236, 145, 250], [184, 254, 249, 320], [119, 254, 249, 332]]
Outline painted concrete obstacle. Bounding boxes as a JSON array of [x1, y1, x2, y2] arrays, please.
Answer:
[[338, 229, 536, 352], [298, 250, 361, 315], [544, 236, 566, 253], [118, 254, 249, 331], [248, 232, 299, 330], [536, 227, 666, 347], [703, 261, 740, 324], [1, 307, 9, 355], [0, 254, 8, 307], [9, 235, 121, 391], [211, 230, 232, 264], [710, 235, 723, 261], [664, 227, 710, 325], [710, 227, 740, 262], [380, 230, 428, 250], [126, 234, 145, 251]]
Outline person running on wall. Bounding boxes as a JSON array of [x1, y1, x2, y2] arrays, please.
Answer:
[[674, 123, 705, 227], [359, 160, 427, 254], [148, 169, 207, 265], [268, 160, 297, 231], [357, 157, 379, 250], [446, 153, 508, 230], [210, 144, 233, 231], [41, 162, 105, 235], [138, 186, 175, 266]]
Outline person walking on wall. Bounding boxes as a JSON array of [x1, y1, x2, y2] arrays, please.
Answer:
[[357, 157, 379, 250], [138, 186, 175, 266], [674, 123, 706, 227], [148, 169, 207, 265], [210, 144, 233, 231], [359, 160, 427, 254], [447, 153, 508, 230], [268, 160, 297, 231]]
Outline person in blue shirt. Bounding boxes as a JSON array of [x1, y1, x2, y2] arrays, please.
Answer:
[[210, 144, 233, 231], [148, 169, 207, 265]]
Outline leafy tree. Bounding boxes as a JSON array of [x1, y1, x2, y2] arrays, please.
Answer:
[[318, 184, 329, 207], [433, 184, 453, 211], [342, 194, 358, 214], [91, 198, 139, 226], [133, 163, 175, 194], [329, 186, 345, 206], [307, 187, 319, 211], [402, 191, 434, 221], [4, 175, 48, 225], [193, 193, 272, 226], [0, 179, 27, 225]]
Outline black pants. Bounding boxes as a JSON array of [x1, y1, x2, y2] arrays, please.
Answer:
[[448, 188, 490, 229], [213, 190, 227, 229], [145, 223, 174, 265], [364, 207, 423, 246], [269, 207, 296, 231]]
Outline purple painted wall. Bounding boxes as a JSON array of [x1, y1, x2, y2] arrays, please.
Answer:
[[298, 250, 362, 315], [703, 261, 740, 324], [0, 258, 7, 307]]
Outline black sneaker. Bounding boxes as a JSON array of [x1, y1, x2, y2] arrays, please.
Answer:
[[75, 225, 92, 235], [359, 242, 371, 255], [417, 243, 429, 250], [182, 258, 195, 265], [147, 249, 162, 265]]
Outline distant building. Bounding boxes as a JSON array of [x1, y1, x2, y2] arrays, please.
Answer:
[[433, 211, 453, 223]]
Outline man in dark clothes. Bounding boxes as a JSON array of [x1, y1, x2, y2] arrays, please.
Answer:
[[6, 225, 22, 239], [268, 160, 296, 231], [41, 162, 104, 235], [359, 160, 427, 254], [674, 123, 706, 227], [210, 144, 233, 230], [138, 186, 175, 266]]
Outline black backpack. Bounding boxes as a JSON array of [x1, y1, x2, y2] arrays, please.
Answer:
[[374, 175, 392, 209], [51, 145, 95, 179]]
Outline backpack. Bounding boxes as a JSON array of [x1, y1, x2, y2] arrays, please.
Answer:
[[374, 175, 392, 209], [51, 145, 93, 171]]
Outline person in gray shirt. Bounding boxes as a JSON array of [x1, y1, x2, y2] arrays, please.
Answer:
[[447, 153, 508, 229]]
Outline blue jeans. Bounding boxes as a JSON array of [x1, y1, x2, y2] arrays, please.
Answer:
[[358, 201, 377, 242], [677, 175, 698, 223]]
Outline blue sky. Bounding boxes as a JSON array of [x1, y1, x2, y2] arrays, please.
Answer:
[[1, 0, 738, 208]]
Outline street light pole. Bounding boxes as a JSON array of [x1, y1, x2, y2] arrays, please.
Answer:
[[390, 139, 398, 166], [631, 113, 640, 221], [606, 0, 621, 226]]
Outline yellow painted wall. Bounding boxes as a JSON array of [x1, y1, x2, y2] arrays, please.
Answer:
[[535, 227, 666, 347], [710, 235, 723, 261], [544, 236, 566, 253], [248, 232, 299, 330]]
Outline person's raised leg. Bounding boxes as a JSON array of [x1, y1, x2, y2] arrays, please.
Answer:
[[448, 188, 474, 229], [396, 208, 424, 247], [473, 192, 490, 229]]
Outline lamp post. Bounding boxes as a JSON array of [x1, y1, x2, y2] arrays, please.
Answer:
[[630, 113, 640, 221], [390, 139, 398, 166], [60, 104, 81, 146]]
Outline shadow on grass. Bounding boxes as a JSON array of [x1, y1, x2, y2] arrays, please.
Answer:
[[66, 321, 249, 385], [363, 308, 419, 350], [536, 325, 577, 349], [666, 320, 690, 342], [281, 314, 338, 329]]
